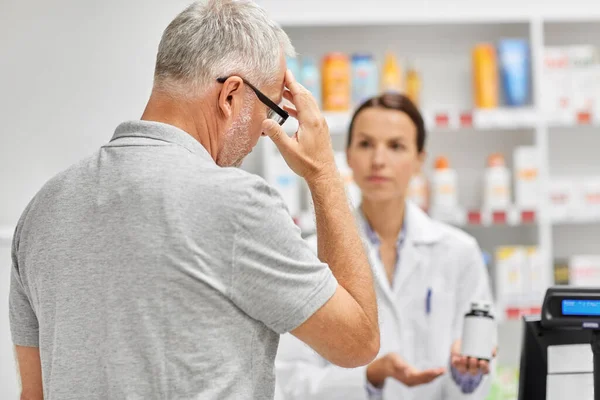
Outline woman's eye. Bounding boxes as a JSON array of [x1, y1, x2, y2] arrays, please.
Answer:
[[390, 142, 405, 150], [358, 140, 370, 148]]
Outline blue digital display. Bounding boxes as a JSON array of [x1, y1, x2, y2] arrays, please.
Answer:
[[562, 299, 600, 316]]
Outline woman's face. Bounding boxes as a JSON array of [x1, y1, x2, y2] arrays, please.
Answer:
[[347, 107, 425, 203]]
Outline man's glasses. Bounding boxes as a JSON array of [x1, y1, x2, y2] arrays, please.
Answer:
[[216, 76, 289, 126]]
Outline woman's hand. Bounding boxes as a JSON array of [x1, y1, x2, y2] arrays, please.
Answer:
[[450, 339, 497, 375], [366, 353, 446, 388]]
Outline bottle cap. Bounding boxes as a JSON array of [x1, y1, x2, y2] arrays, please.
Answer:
[[435, 156, 450, 169], [487, 153, 505, 167]]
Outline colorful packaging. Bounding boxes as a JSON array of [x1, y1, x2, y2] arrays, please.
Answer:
[[301, 56, 321, 108], [498, 39, 530, 107], [380, 52, 403, 94], [286, 56, 300, 81], [351, 53, 378, 107], [322, 53, 351, 112], [473, 44, 499, 108], [405, 60, 422, 106]]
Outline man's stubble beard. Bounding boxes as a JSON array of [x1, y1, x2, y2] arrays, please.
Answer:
[[218, 101, 254, 168]]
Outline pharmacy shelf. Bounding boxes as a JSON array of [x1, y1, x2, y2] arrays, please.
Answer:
[[451, 208, 538, 227], [284, 108, 538, 135], [547, 109, 600, 128], [260, 0, 600, 27], [552, 216, 600, 225], [298, 208, 537, 235]]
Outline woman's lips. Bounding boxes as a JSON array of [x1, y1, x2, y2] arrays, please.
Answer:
[[366, 176, 391, 183]]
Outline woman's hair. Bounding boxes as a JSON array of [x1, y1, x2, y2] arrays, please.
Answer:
[[347, 93, 426, 152]]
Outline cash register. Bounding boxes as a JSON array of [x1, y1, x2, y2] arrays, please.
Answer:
[[519, 286, 600, 400]]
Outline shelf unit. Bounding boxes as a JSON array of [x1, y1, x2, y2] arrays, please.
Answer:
[[239, 7, 600, 374]]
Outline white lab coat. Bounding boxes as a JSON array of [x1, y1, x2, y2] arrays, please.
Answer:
[[275, 201, 495, 400]]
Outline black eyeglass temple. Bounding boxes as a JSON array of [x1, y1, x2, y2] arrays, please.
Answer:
[[216, 76, 288, 121]]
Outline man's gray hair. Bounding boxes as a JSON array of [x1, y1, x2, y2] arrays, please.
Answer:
[[154, 0, 295, 96]]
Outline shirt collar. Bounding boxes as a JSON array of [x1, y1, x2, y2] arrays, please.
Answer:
[[110, 120, 213, 161], [359, 206, 407, 248]]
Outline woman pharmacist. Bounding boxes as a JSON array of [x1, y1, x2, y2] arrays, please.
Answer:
[[275, 93, 496, 400]]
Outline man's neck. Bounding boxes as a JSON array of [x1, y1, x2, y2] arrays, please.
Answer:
[[361, 197, 406, 243], [140, 91, 220, 162]]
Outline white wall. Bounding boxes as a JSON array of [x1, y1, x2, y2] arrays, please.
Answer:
[[0, 0, 195, 227], [0, 245, 18, 399], [0, 0, 191, 396]]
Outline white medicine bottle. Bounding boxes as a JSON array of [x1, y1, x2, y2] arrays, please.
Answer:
[[483, 153, 511, 211], [407, 172, 429, 212], [431, 156, 458, 212]]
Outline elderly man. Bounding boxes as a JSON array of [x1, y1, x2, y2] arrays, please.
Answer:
[[9, 1, 379, 399]]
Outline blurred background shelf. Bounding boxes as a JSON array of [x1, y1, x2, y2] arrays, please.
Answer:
[[0, 226, 12, 246]]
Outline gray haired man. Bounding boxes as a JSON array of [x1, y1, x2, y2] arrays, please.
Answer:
[[9, 1, 379, 399]]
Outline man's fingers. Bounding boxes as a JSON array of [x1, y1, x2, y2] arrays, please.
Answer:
[[262, 119, 293, 153], [478, 359, 490, 375], [467, 357, 480, 376], [283, 105, 298, 119], [452, 355, 468, 374], [284, 69, 304, 96]]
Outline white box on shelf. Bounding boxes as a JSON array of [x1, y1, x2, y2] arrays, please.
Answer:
[[579, 178, 600, 220], [569, 255, 600, 287], [495, 246, 527, 307], [524, 246, 550, 308], [549, 179, 578, 222], [568, 46, 600, 113], [262, 140, 301, 218], [543, 47, 573, 125], [513, 146, 540, 209]]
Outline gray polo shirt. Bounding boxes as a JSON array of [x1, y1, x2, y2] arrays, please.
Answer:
[[9, 121, 337, 400]]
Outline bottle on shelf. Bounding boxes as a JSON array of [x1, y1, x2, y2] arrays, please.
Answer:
[[431, 156, 458, 214], [498, 39, 531, 107], [286, 56, 301, 81], [472, 43, 499, 108], [405, 59, 422, 106], [322, 52, 351, 112], [351, 53, 378, 107], [301, 56, 322, 108], [407, 171, 429, 212], [381, 51, 403, 94], [483, 153, 511, 211]]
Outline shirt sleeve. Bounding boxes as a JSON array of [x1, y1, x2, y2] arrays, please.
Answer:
[[228, 176, 338, 334], [9, 228, 39, 347]]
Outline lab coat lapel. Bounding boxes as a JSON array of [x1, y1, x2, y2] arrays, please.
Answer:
[[394, 202, 443, 295], [393, 236, 421, 295]]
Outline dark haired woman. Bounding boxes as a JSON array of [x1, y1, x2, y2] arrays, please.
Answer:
[[276, 94, 496, 400]]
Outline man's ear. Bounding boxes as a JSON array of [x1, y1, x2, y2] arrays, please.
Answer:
[[217, 77, 244, 119]]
